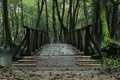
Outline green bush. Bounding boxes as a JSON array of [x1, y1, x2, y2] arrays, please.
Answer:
[[100, 56, 120, 73], [102, 40, 120, 57]]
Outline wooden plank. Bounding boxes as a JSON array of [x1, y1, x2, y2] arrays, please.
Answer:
[[76, 56, 92, 58], [76, 63, 101, 66], [12, 64, 36, 67], [22, 56, 37, 59], [18, 60, 37, 62], [77, 60, 96, 62]]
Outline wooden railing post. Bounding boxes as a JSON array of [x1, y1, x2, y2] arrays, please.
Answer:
[[84, 26, 90, 55], [41, 31, 43, 45], [26, 27, 31, 55], [12, 26, 50, 60]]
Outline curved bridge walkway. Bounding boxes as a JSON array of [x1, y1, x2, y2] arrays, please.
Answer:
[[12, 43, 101, 71]]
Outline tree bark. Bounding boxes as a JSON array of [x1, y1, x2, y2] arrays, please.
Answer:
[[2, 0, 14, 49], [55, 0, 67, 42], [45, 0, 49, 32], [52, 0, 57, 42], [100, 0, 110, 43], [92, 0, 102, 45], [110, 1, 119, 38], [36, 0, 44, 28]]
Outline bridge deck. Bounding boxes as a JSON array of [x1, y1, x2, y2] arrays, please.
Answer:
[[12, 55, 101, 71], [12, 44, 101, 71]]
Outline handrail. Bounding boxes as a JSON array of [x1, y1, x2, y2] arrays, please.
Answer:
[[12, 26, 49, 61], [65, 25, 102, 58], [24, 26, 48, 34], [68, 25, 92, 33], [12, 35, 27, 61]]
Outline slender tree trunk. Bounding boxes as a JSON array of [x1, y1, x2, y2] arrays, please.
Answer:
[[83, 0, 88, 25], [110, 2, 119, 38], [14, 6, 19, 42], [69, 0, 80, 30], [92, 0, 102, 45], [2, 0, 14, 49], [21, 0, 24, 27], [36, 0, 44, 28], [100, 0, 110, 43], [20, 0, 26, 36], [69, 0, 73, 30], [45, 0, 49, 32], [55, 0, 67, 42], [52, 0, 57, 42], [59, 0, 65, 42]]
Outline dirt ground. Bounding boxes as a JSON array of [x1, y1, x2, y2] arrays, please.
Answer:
[[0, 68, 120, 80]]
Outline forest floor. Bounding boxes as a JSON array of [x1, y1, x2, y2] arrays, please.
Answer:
[[0, 43, 120, 80], [0, 68, 120, 80]]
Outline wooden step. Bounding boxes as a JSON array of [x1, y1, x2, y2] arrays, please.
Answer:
[[18, 60, 37, 62], [22, 56, 37, 59], [76, 63, 101, 66], [76, 56, 92, 58], [12, 64, 36, 67], [77, 60, 96, 62]]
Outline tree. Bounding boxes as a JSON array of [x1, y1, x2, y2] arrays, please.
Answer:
[[110, 0, 120, 38], [45, 0, 49, 32], [52, 0, 57, 42], [92, 0, 102, 45], [101, 0, 111, 43], [36, 0, 45, 28], [2, 0, 14, 49]]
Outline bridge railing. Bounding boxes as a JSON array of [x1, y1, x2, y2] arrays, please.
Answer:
[[12, 26, 49, 61], [66, 25, 102, 57]]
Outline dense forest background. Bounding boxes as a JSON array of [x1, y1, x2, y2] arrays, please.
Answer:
[[0, 0, 120, 51]]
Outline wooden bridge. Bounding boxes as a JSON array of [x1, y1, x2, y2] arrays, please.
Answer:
[[12, 25, 102, 71]]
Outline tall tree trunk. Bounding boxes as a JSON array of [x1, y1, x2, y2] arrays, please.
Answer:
[[69, 0, 73, 30], [92, 0, 102, 45], [21, 0, 24, 27], [52, 0, 57, 42], [36, 0, 44, 28], [45, 0, 49, 32], [20, 0, 26, 36], [55, 0, 67, 42], [59, 0, 65, 42], [83, 0, 88, 25], [2, 0, 13, 49], [100, 0, 110, 43], [69, 0, 80, 30], [110, 1, 119, 38], [14, 6, 19, 42]]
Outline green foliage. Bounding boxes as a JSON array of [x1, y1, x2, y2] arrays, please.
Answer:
[[102, 40, 120, 57], [100, 56, 120, 73]]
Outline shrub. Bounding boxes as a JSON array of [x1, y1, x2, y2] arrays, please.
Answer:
[[100, 56, 120, 73], [101, 40, 120, 57]]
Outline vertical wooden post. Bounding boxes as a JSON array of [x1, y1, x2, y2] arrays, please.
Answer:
[[84, 26, 90, 55], [26, 27, 31, 55], [77, 30, 81, 49], [41, 31, 43, 45], [69, 32, 71, 44], [38, 31, 40, 48], [72, 32, 74, 46], [36, 30, 38, 49]]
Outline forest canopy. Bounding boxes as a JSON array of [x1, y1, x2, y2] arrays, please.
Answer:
[[0, 0, 120, 52]]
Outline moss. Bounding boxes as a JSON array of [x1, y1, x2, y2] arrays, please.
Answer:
[[100, 1, 110, 43], [102, 40, 120, 57]]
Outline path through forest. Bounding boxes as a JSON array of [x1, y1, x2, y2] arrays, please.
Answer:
[[12, 43, 101, 71], [0, 44, 120, 80]]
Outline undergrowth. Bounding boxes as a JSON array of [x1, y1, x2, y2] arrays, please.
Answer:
[[100, 55, 120, 73]]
